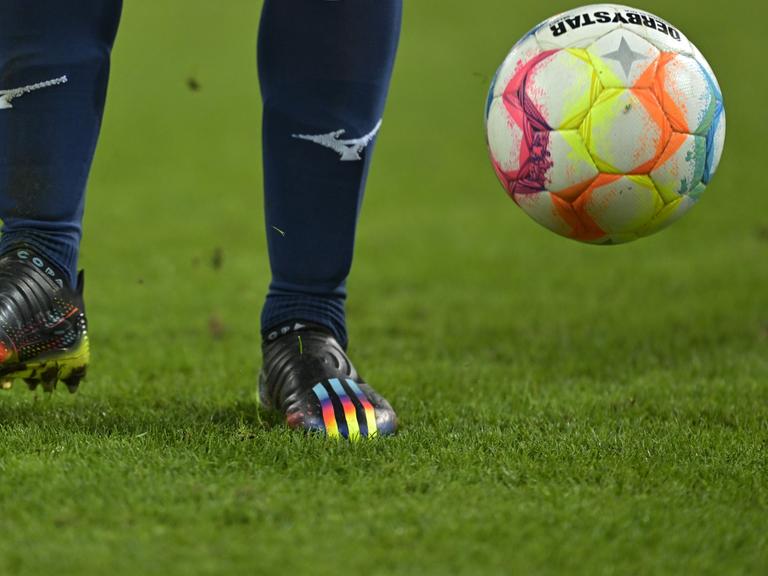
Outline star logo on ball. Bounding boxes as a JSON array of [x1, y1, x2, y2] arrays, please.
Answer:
[[602, 37, 648, 76]]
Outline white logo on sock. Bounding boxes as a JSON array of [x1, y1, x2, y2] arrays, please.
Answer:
[[0, 75, 68, 110], [292, 119, 382, 162]]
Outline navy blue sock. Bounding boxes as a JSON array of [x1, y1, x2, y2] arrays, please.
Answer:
[[258, 0, 402, 348], [0, 0, 122, 287]]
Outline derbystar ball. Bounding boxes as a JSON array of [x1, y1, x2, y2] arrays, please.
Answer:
[[485, 4, 725, 244]]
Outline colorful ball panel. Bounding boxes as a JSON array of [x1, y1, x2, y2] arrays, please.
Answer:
[[487, 97, 524, 177], [575, 175, 663, 235], [650, 133, 707, 202], [704, 107, 725, 184], [637, 193, 698, 236], [490, 34, 543, 101], [692, 45, 722, 95], [655, 53, 718, 135], [513, 192, 575, 237], [524, 49, 601, 129], [545, 130, 599, 197], [583, 88, 671, 174]]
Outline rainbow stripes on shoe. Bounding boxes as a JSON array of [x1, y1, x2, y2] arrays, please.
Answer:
[[312, 378, 379, 439]]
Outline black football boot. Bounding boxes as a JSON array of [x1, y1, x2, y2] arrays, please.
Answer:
[[259, 322, 397, 439], [0, 248, 88, 393]]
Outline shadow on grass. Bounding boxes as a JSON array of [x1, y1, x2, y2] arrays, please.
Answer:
[[0, 393, 284, 437]]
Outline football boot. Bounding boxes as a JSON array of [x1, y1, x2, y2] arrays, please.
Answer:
[[0, 248, 88, 393], [259, 322, 397, 439]]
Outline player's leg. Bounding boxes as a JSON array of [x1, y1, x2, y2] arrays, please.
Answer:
[[0, 0, 122, 392], [257, 0, 402, 438]]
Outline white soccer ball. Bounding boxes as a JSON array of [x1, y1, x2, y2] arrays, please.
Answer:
[[485, 4, 725, 243]]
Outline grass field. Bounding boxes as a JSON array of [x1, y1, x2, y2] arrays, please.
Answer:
[[1, 1, 767, 574]]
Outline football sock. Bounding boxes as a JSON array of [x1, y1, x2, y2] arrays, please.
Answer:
[[257, 0, 402, 348], [0, 0, 122, 287]]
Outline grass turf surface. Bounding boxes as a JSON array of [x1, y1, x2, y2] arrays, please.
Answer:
[[1, 1, 767, 574]]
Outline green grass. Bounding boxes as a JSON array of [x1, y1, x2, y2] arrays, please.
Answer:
[[1, 1, 767, 574]]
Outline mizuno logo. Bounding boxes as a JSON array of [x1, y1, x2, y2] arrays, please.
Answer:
[[0, 75, 68, 110], [292, 119, 383, 162]]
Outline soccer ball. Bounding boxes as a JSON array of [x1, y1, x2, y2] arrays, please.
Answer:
[[485, 4, 725, 244]]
